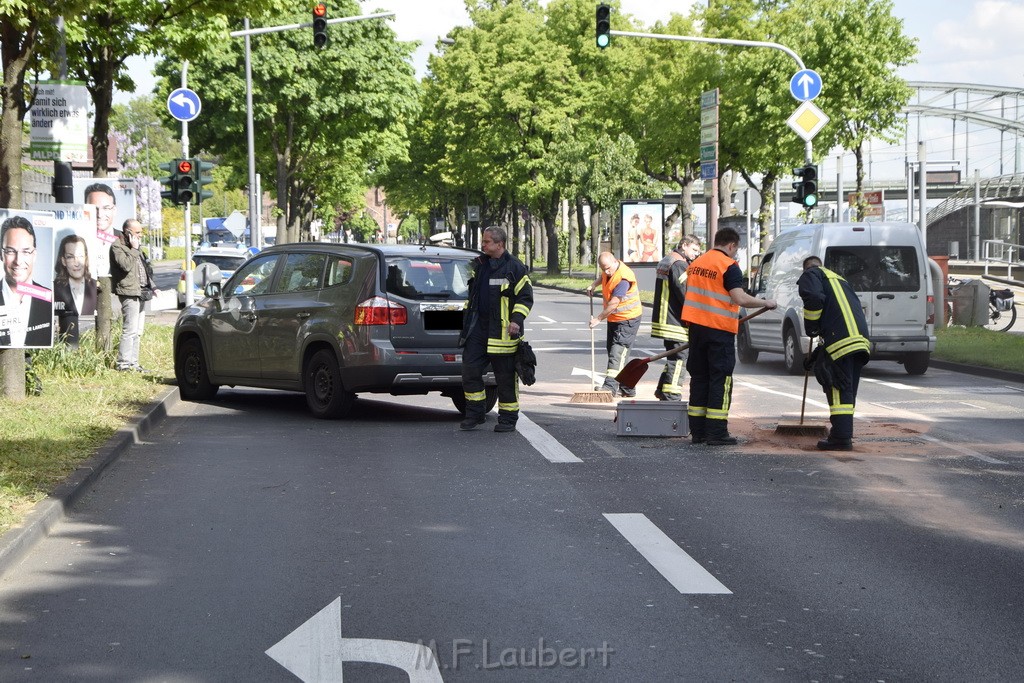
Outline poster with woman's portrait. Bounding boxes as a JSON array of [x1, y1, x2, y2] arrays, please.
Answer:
[[0, 209, 56, 348], [620, 201, 665, 264], [28, 203, 99, 345]]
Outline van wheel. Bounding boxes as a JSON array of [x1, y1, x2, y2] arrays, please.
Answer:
[[176, 338, 219, 401], [737, 325, 759, 364], [783, 327, 803, 375], [903, 352, 929, 375], [450, 386, 498, 415], [304, 349, 356, 419]]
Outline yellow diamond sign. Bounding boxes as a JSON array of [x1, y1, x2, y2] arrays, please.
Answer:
[[787, 101, 829, 142]]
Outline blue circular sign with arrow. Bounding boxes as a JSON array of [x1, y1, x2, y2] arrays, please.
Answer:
[[789, 69, 823, 102], [167, 88, 202, 122]]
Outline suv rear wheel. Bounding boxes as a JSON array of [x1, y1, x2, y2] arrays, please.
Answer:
[[176, 338, 219, 401], [304, 349, 356, 419], [449, 386, 499, 415]]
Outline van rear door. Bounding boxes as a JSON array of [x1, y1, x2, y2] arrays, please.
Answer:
[[823, 230, 927, 341]]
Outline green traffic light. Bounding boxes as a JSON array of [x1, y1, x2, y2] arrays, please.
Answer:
[[805, 194, 818, 207], [597, 34, 609, 48]]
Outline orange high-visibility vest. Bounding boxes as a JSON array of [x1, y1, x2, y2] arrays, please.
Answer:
[[603, 263, 642, 322], [681, 249, 739, 333]]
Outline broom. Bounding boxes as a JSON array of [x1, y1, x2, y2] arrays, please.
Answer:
[[570, 292, 614, 403], [615, 307, 772, 390], [775, 336, 828, 437]]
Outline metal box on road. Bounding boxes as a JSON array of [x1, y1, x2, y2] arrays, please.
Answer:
[[615, 400, 689, 437]]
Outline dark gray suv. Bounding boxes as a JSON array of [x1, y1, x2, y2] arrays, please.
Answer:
[[173, 243, 497, 418]]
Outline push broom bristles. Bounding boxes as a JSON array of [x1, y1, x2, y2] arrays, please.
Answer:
[[570, 389, 615, 403]]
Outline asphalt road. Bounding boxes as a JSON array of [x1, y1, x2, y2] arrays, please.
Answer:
[[1, 288, 1022, 681]]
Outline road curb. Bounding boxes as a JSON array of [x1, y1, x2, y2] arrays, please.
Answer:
[[0, 386, 180, 578], [929, 359, 1024, 384]]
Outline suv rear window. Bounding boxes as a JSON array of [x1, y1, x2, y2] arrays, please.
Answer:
[[194, 254, 246, 271], [824, 246, 920, 292], [385, 257, 472, 300]]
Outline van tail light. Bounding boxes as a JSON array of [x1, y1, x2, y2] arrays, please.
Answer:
[[355, 296, 407, 326], [926, 294, 934, 324]]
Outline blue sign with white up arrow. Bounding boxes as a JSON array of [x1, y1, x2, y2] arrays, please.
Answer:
[[167, 88, 202, 122], [789, 69, 822, 102]]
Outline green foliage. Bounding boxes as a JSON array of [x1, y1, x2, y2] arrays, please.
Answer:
[[155, 2, 420, 243], [934, 326, 1024, 373]]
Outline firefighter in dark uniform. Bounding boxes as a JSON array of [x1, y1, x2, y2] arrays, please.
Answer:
[[460, 226, 534, 433], [798, 256, 871, 451], [681, 228, 776, 445], [651, 235, 701, 401]]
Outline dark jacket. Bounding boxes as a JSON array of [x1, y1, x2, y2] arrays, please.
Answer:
[[111, 232, 142, 297], [460, 251, 533, 355], [0, 285, 54, 347], [798, 266, 870, 361], [651, 250, 690, 342]]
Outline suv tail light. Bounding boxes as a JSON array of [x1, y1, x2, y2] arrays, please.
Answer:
[[355, 296, 407, 326]]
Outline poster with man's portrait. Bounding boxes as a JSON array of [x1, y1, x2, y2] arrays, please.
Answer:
[[71, 177, 136, 273], [620, 201, 665, 265], [0, 209, 56, 348], [27, 203, 100, 345]]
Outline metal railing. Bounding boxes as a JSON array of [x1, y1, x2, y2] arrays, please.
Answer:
[[983, 239, 1024, 278]]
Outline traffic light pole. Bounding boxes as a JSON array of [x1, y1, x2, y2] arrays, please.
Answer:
[[608, 29, 814, 163], [229, 11, 395, 247], [181, 62, 195, 306]]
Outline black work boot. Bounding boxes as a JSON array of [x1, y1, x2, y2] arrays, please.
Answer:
[[460, 415, 486, 431], [817, 437, 853, 451], [705, 421, 738, 446], [494, 421, 516, 433], [688, 415, 706, 445]]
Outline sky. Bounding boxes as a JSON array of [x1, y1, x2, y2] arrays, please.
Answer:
[[122, 0, 1024, 180]]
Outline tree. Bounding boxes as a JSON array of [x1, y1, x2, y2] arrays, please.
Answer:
[[800, 0, 916, 220], [63, 1, 291, 179], [157, 2, 419, 243]]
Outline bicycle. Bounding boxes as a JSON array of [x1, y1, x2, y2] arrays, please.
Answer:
[[946, 276, 1018, 332]]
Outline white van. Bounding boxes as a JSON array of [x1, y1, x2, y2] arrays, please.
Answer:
[[738, 222, 937, 375]]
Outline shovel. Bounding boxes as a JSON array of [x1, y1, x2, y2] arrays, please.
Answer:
[[615, 307, 772, 390]]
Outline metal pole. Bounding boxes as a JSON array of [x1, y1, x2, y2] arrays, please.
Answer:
[[836, 154, 844, 222], [918, 141, 927, 251], [244, 18, 260, 248], [973, 169, 981, 261], [183, 62, 194, 306]]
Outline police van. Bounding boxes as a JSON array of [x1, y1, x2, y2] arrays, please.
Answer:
[[738, 222, 938, 375]]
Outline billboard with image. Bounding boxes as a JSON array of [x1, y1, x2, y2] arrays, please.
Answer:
[[0, 209, 56, 348], [620, 201, 665, 265]]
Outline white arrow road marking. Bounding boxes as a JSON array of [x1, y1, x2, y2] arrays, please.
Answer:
[[170, 92, 196, 116], [535, 315, 558, 324], [266, 597, 444, 682], [604, 513, 732, 594], [517, 414, 583, 463]]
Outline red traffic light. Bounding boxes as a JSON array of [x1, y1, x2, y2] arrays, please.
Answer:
[[177, 160, 193, 174], [313, 3, 326, 17]]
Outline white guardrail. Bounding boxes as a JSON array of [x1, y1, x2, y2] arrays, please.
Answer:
[[982, 239, 1024, 279]]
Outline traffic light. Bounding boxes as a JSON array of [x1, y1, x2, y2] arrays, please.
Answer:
[[174, 158, 197, 205], [313, 3, 328, 49], [791, 164, 818, 208], [195, 158, 216, 204], [596, 3, 611, 49], [158, 160, 177, 203]]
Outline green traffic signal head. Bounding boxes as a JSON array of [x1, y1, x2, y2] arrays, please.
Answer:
[[596, 4, 611, 49]]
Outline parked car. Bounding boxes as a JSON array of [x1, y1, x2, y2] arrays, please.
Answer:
[[173, 243, 497, 418], [177, 243, 251, 308]]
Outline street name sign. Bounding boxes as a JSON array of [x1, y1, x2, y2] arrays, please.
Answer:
[[167, 88, 201, 122], [789, 69, 823, 102]]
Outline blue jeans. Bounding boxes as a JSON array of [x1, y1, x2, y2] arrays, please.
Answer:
[[117, 296, 145, 369]]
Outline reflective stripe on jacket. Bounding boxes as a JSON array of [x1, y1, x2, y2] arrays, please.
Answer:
[[798, 266, 870, 361], [460, 252, 534, 355], [651, 251, 689, 341], [681, 249, 739, 333], [603, 263, 642, 322]]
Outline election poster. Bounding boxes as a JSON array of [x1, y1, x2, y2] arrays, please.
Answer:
[[71, 177, 137, 269], [0, 209, 56, 348]]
